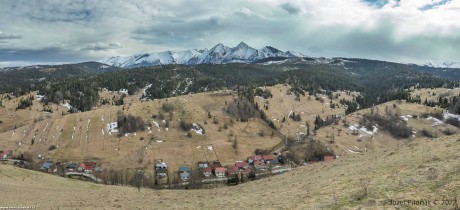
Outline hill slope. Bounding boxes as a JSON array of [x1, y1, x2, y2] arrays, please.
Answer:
[[1, 133, 459, 209]]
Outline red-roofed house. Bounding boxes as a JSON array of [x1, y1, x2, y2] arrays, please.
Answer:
[[262, 155, 274, 162], [81, 161, 96, 173], [241, 167, 253, 176], [202, 167, 212, 177], [234, 161, 248, 169], [253, 160, 268, 170], [0, 150, 12, 160], [247, 155, 262, 163], [324, 155, 335, 161], [215, 167, 227, 178]]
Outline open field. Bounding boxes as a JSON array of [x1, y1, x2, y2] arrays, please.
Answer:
[[1, 132, 459, 209]]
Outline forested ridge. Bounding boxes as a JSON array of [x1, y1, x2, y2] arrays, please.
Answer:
[[0, 58, 456, 113]]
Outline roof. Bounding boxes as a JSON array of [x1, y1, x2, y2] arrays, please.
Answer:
[[178, 166, 191, 172], [234, 161, 248, 168], [66, 162, 78, 168], [156, 168, 167, 173], [41, 162, 53, 169], [254, 160, 265, 167], [262, 155, 274, 161], [242, 167, 253, 175], [202, 167, 212, 172], [324, 156, 335, 161], [215, 167, 227, 173], [270, 159, 280, 165], [247, 155, 262, 161]]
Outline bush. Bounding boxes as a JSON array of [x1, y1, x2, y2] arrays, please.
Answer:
[[362, 114, 412, 139], [180, 120, 193, 131], [421, 129, 437, 138], [443, 129, 457, 135], [161, 103, 175, 112], [48, 145, 57, 151], [445, 117, 460, 128], [117, 113, 145, 134]]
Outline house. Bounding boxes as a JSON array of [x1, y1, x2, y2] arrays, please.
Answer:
[[178, 166, 191, 181], [0, 150, 12, 160], [215, 167, 227, 178], [247, 155, 262, 164], [197, 161, 209, 169], [202, 167, 212, 177], [234, 161, 248, 169], [40, 161, 54, 173], [81, 161, 96, 173], [66, 162, 78, 171], [324, 155, 335, 161], [155, 160, 168, 178], [262, 155, 275, 162], [211, 160, 222, 170], [253, 160, 268, 170], [241, 167, 253, 176], [269, 159, 280, 165]]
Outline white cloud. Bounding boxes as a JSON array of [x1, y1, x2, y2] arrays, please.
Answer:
[[0, 0, 459, 66]]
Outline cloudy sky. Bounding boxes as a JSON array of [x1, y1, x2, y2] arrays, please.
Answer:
[[0, 0, 459, 67]]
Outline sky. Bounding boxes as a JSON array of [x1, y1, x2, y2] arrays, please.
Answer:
[[0, 0, 459, 67]]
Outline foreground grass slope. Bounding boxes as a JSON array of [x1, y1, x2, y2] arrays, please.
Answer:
[[1, 133, 459, 209]]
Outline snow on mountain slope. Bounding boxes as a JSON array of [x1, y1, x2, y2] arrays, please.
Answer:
[[424, 60, 460, 69], [100, 42, 305, 68]]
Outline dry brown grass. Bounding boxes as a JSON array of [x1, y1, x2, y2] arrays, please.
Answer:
[[1, 133, 459, 209]]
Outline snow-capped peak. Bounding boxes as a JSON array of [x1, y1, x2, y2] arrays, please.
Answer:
[[100, 42, 306, 68]]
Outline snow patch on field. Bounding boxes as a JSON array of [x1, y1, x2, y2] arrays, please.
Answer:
[[107, 122, 118, 135], [349, 124, 378, 136], [426, 117, 443, 126], [62, 102, 72, 110], [400, 115, 412, 121], [191, 124, 204, 135], [444, 112, 460, 121]]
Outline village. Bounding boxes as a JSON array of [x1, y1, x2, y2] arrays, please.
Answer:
[[0, 148, 336, 189]]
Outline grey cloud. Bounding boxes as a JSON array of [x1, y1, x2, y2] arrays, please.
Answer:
[[0, 32, 22, 40], [81, 42, 123, 51], [280, 3, 300, 14]]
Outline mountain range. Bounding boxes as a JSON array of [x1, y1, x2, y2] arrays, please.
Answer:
[[424, 60, 460, 69], [100, 42, 305, 68]]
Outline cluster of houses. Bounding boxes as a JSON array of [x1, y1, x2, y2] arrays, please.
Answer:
[[155, 154, 294, 185], [39, 160, 100, 174]]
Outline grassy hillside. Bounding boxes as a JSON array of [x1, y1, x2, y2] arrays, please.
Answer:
[[1, 132, 459, 209]]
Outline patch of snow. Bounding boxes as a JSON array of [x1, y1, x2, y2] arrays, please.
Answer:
[[62, 102, 72, 110], [190, 124, 203, 135], [348, 149, 360, 154], [444, 112, 460, 121], [426, 117, 443, 126], [36, 95, 45, 101], [207, 145, 213, 151], [119, 88, 129, 95], [400, 115, 412, 121], [107, 122, 118, 135]]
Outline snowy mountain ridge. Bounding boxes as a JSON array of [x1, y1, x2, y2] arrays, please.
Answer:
[[424, 60, 460, 69], [100, 42, 305, 68]]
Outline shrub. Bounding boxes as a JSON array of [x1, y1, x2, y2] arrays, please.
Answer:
[[117, 113, 145, 134], [161, 103, 175, 112], [445, 117, 460, 128], [180, 120, 193, 131], [48, 145, 57, 151], [443, 129, 456, 135], [421, 129, 437, 138], [362, 114, 412, 139]]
